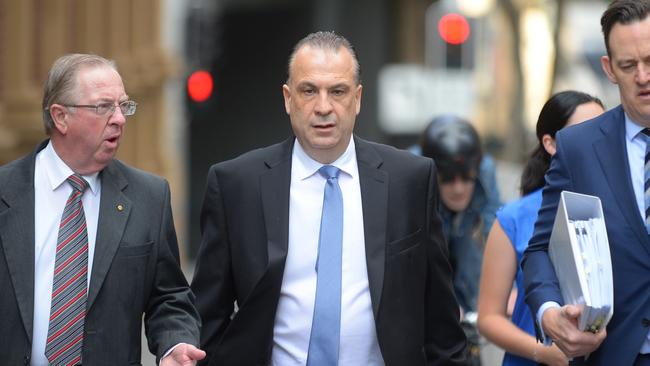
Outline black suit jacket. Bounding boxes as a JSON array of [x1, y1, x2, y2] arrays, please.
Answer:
[[192, 137, 467, 365], [0, 141, 200, 365]]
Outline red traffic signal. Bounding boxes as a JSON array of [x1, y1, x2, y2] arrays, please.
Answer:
[[438, 13, 470, 45], [187, 70, 213, 102]]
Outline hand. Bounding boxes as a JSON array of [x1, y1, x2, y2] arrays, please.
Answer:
[[160, 343, 206, 366], [537, 343, 569, 366], [541, 305, 606, 358]]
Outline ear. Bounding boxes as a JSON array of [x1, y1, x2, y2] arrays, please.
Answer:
[[282, 84, 291, 115], [49, 104, 69, 135], [355, 84, 363, 115], [542, 134, 556, 156], [601, 55, 617, 84]]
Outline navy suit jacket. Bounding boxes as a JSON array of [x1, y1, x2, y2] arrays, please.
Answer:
[[522, 105, 650, 365]]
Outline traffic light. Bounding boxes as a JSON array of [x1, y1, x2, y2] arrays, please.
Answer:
[[438, 13, 470, 45], [438, 13, 471, 69], [187, 70, 214, 103], [185, 68, 216, 125], [425, 3, 475, 70]]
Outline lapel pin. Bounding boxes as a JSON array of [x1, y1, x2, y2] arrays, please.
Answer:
[[116, 204, 124, 212]]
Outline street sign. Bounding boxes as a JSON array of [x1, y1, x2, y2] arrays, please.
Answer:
[[378, 64, 476, 134]]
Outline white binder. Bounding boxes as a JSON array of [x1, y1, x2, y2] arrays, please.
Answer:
[[548, 191, 614, 333]]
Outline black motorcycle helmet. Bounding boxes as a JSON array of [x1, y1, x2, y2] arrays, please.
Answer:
[[419, 115, 483, 183]]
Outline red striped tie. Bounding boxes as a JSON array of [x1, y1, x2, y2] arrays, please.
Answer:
[[45, 174, 89, 366]]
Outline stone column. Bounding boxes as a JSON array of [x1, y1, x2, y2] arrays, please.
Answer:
[[0, 0, 44, 163]]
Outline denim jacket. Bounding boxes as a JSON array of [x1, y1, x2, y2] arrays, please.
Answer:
[[439, 155, 501, 313]]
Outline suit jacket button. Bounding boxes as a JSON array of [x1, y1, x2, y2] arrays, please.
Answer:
[[642, 318, 650, 327], [24, 355, 30, 364]]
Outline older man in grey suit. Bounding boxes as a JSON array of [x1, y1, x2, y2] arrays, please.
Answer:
[[0, 54, 204, 365]]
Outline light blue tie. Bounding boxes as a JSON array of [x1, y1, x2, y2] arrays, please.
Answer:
[[642, 129, 650, 233], [307, 165, 343, 366]]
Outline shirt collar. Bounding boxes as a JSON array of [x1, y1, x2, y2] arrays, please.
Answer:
[[41, 141, 100, 195], [625, 112, 647, 141], [292, 137, 357, 180]]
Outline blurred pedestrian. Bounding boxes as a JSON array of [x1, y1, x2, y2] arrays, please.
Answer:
[[420, 115, 501, 316], [419, 115, 500, 365], [478, 90, 604, 366]]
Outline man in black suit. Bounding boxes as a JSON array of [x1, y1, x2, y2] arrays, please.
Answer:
[[0, 54, 204, 365], [191, 31, 467, 365]]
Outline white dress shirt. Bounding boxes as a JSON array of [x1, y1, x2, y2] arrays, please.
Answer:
[[271, 138, 384, 366], [32, 141, 101, 366], [537, 114, 650, 353]]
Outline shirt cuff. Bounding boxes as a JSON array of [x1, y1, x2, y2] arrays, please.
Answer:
[[160, 343, 182, 364], [537, 301, 561, 345]]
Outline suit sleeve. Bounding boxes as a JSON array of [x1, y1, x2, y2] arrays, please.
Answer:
[[144, 180, 201, 362], [191, 165, 235, 364], [423, 159, 469, 365], [521, 131, 572, 332]]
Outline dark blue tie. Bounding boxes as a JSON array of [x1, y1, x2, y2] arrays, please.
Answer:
[[307, 165, 343, 366], [643, 129, 650, 234]]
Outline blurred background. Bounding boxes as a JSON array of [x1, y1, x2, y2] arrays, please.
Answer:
[[0, 0, 619, 363]]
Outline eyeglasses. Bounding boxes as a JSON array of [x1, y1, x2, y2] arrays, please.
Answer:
[[63, 100, 138, 116]]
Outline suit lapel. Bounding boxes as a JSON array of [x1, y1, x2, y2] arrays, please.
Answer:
[[87, 161, 132, 310], [0, 152, 37, 342], [256, 136, 389, 317], [355, 137, 388, 317], [594, 106, 650, 253], [260, 139, 293, 273]]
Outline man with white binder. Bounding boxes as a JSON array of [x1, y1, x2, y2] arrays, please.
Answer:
[[522, 0, 650, 364]]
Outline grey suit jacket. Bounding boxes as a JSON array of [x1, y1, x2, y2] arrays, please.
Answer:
[[0, 141, 200, 365], [192, 136, 467, 366]]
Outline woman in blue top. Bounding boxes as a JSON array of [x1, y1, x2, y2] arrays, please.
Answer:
[[477, 91, 604, 366]]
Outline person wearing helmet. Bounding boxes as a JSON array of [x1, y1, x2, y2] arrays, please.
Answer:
[[419, 115, 501, 316]]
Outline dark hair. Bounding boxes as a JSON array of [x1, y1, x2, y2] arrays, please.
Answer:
[[420, 115, 482, 183], [287, 31, 361, 84], [601, 0, 650, 56], [520, 91, 604, 195]]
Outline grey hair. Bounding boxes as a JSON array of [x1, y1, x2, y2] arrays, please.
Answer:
[[287, 31, 361, 85], [42, 54, 117, 134]]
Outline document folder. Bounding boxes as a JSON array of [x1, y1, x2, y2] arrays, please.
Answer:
[[548, 191, 613, 333]]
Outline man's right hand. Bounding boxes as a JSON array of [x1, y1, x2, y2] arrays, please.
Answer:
[[541, 305, 607, 358]]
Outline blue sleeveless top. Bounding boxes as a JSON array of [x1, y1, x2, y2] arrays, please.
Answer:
[[496, 189, 542, 366]]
